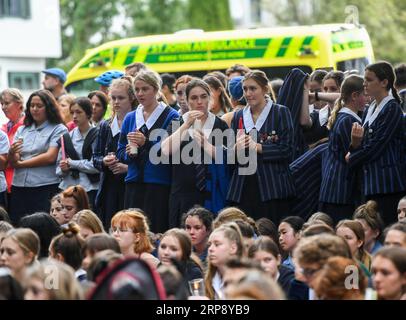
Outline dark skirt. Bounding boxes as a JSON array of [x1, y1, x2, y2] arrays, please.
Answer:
[[9, 184, 59, 225], [318, 202, 355, 226], [96, 174, 126, 230], [0, 191, 7, 210], [366, 192, 405, 227], [168, 192, 206, 228], [124, 182, 170, 233], [230, 174, 291, 224]]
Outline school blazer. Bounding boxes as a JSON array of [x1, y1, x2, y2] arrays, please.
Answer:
[[227, 104, 296, 203], [349, 99, 406, 196], [319, 113, 361, 204]]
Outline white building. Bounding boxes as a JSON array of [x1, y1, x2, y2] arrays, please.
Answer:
[[229, 0, 276, 29], [0, 0, 62, 103]]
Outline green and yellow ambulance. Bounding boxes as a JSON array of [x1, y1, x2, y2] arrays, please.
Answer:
[[65, 23, 374, 96]]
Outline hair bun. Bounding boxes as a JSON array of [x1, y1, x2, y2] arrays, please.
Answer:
[[365, 200, 379, 213], [62, 222, 80, 237]]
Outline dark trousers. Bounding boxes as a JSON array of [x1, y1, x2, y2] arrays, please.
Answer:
[[169, 192, 206, 228], [124, 182, 170, 233], [9, 184, 59, 225], [231, 175, 291, 224], [366, 192, 405, 227], [318, 202, 355, 226]]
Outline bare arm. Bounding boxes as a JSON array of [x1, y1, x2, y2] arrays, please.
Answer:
[[309, 92, 340, 103], [0, 154, 7, 171]]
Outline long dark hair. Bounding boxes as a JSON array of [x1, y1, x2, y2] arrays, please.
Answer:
[[88, 90, 109, 111], [366, 61, 402, 104], [203, 75, 232, 113], [24, 90, 64, 126]]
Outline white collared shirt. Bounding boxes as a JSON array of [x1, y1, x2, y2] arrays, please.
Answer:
[[243, 100, 273, 132], [212, 271, 225, 300], [136, 102, 166, 130], [182, 111, 216, 140], [363, 95, 394, 127], [110, 115, 120, 137], [318, 105, 330, 126], [338, 107, 362, 123]]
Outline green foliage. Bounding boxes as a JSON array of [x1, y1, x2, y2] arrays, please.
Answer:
[[188, 0, 233, 31], [51, 0, 234, 70], [262, 0, 406, 64], [121, 0, 189, 36], [49, 0, 119, 70]]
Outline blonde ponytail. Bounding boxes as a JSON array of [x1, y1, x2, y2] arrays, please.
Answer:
[[327, 98, 344, 130], [327, 75, 364, 130]]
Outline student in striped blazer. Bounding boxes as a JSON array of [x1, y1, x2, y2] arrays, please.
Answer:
[[319, 75, 368, 224], [227, 70, 295, 223], [346, 61, 406, 226]]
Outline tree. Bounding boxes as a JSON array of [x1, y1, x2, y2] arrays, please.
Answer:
[[188, 0, 233, 31], [49, 0, 119, 70], [261, 0, 406, 63], [122, 0, 188, 36], [50, 0, 235, 70]]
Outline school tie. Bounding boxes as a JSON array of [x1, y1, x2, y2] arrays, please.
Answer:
[[195, 153, 206, 192], [139, 124, 148, 136]]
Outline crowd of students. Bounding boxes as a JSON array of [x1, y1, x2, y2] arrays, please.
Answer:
[[0, 59, 405, 300]]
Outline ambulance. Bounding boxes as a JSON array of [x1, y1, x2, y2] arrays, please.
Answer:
[[65, 24, 374, 95]]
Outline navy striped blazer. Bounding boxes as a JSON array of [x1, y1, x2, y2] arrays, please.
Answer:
[[349, 99, 406, 196], [319, 112, 361, 204], [227, 104, 296, 203], [92, 118, 114, 207], [290, 143, 327, 218]]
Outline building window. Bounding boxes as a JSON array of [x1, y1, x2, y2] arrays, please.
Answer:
[[0, 0, 30, 19], [8, 72, 39, 90]]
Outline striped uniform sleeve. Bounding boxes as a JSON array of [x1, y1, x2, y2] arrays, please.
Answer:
[[349, 102, 401, 168], [92, 120, 110, 171]]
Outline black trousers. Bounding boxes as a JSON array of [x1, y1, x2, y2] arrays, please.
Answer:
[[169, 192, 206, 228], [9, 184, 59, 225], [124, 182, 170, 233], [366, 192, 405, 227], [231, 175, 292, 224], [318, 202, 355, 226]]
